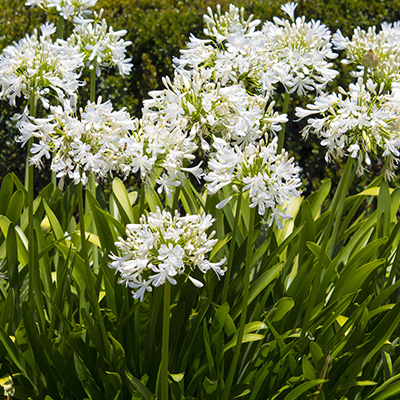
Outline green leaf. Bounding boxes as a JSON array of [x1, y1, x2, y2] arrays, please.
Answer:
[[6, 223, 19, 290], [181, 181, 201, 214], [231, 383, 252, 398], [145, 185, 162, 212], [209, 233, 230, 261], [22, 302, 59, 395], [357, 300, 400, 368], [308, 179, 331, 219], [377, 180, 390, 238], [105, 371, 123, 392], [330, 259, 385, 302], [43, 200, 65, 242], [87, 190, 122, 251], [232, 262, 284, 320], [39, 335, 87, 399], [125, 370, 154, 400], [203, 320, 216, 376], [283, 379, 326, 400], [0, 174, 14, 215], [108, 332, 127, 374], [356, 187, 393, 197], [211, 302, 230, 333], [357, 381, 377, 386], [389, 187, 400, 221], [171, 373, 184, 383], [112, 178, 135, 224], [6, 190, 24, 224], [367, 373, 400, 400], [267, 297, 295, 323], [302, 357, 317, 380], [0, 215, 11, 237], [0, 326, 39, 392], [224, 333, 265, 352], [309, 342, 325, 374]]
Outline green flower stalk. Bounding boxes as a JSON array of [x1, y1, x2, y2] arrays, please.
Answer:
[[222, 206, 256, 400], [110, 208, 226, 397]]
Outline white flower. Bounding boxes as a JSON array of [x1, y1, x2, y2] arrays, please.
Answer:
[[68, 12, 132, 77], [109, 208, 226, 301], [205, 136, 301, 224], [333, 22, 400, 87], [0, 259, 7, 282], [0, 23, 84, 107], [17, 97, 137, 187], [156, 173, 181, 198], [281, 2, 297, 22], [296, 77, 400, 177], [258, 3, 338, 95], [25, 0, 97, 20]]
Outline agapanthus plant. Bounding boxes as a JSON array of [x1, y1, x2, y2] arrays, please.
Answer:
[[109, 208, 226, 301], [296, 77, 400, 179], [68, 11, 132, 77], [0, 22, 84, 108], [333, 22, 400, 89], [17, 97, 136, 187], [25, 0, 97, 20]]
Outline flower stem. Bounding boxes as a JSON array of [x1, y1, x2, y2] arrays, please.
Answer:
[[87, 65, 99, 269], [57, 15, 64, 39], [327, 159, 356, 258], [278, 91, 290, 153], [90, 66, 96, 103], [27, 96, 36, 305], [77, 182, 89, 265], [363, 67, 368, 85], [140, 182, 146, 216], [172, 186, 181, 212], [161, 281, 171, 400], [50, 15, 64, 189], [78, 182, 110, 355], [221, 192, 242, 304], [222, 206, 256, 400]]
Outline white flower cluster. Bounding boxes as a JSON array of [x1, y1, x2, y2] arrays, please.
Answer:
[[109, 208, 226, 301], [115, 110, 200, 188], [333, 22, 400, 88], [25, 0, 97, 20], [175, 2, 338, 96], [296, 78, 400, 178], [0, 23, 83, 108], [203, 3, 261, 40], [259, 2, 338, 95], [68, 13, 133, 77], [205, 137, 301, 225], [144, 69, 286, 146], [17, 97, 136, 187]]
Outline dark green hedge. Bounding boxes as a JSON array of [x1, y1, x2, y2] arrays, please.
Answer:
[[1, 0, 400, 192]]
